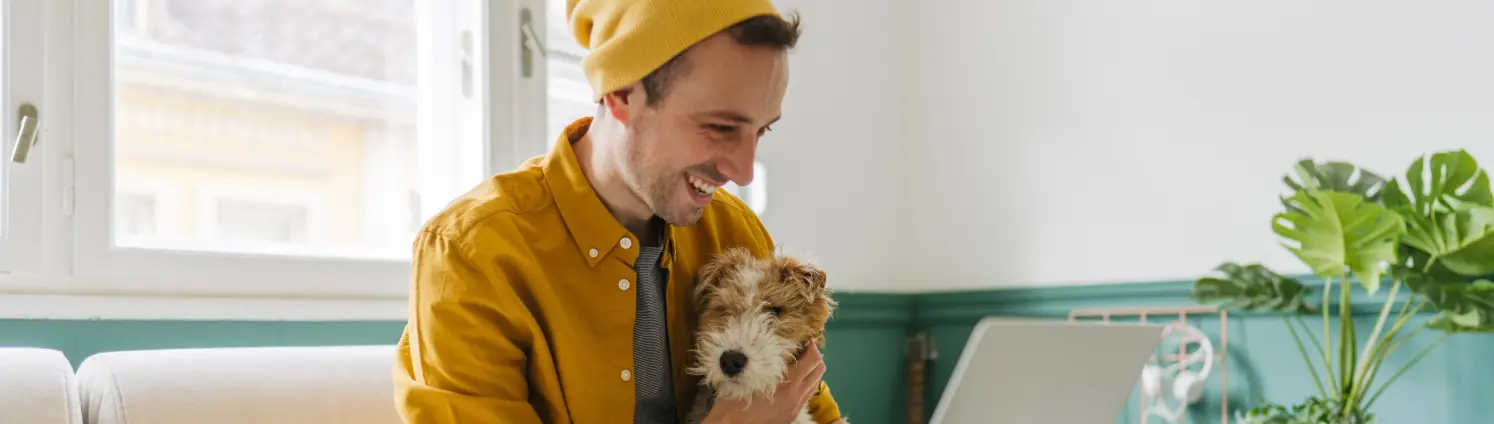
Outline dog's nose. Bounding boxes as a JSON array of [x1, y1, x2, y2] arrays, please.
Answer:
[[719, 350, 748, 377]]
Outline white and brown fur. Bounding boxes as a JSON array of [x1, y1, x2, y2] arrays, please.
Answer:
[[685, 247, 838, 424]]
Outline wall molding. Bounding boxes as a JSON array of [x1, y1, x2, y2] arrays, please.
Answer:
[[911, 275, 1449, 324], [825, 292, 914, 327]]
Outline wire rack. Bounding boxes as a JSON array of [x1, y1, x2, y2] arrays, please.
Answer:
[[1068, 305, 1230, 424]]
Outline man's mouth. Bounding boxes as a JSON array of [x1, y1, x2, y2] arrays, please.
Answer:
[[687, 174, 721, 198]]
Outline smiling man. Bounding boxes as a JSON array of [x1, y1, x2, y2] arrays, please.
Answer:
[[391, 0, 843, 423]]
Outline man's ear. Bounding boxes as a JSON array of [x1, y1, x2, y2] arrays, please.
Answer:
[[601, 83, 641, 126]]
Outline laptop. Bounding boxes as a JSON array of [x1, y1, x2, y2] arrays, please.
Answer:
[[927, 316, 1166, 424]]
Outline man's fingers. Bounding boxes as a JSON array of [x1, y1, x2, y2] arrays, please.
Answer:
[[796, 362, 826, 406], [789, 346, 823, 380], [805, 360, 826, 384]]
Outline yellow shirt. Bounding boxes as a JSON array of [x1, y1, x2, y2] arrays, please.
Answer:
[[393, 117, 843, 423]]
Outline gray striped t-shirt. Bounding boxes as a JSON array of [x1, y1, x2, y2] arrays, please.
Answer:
[[634, 245, 676, 423]]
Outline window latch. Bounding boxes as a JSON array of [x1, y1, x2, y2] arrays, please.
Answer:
[[520, 8, 547, 78], [10, 103, 38, 164]]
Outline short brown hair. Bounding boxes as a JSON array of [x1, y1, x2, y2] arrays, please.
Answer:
[[638, 13, 802, 107]]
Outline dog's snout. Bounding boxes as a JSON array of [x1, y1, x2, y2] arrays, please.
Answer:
[[719, 350, 748, 377]]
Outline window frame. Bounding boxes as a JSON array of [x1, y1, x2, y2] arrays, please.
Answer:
[[0, 0, 52, 276], [0, 0, 552, 308]]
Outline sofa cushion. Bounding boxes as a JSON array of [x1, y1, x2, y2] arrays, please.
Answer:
[[76, 345, 401, 424], [0, 347, 83, 424]]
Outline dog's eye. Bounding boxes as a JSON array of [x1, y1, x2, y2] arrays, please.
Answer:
[[766, 306, 783, 317]]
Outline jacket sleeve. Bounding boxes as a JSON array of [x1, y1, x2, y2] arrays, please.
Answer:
[[807, 380, 844, 424], [393, 230, 543, 424]]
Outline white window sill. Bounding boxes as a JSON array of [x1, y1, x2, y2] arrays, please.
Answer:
[[0, 278, 408, 321]]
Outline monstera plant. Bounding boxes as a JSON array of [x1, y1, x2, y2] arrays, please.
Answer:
[[1189, 149, 1494, 424]]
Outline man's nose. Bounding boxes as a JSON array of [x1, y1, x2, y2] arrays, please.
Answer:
[[719, 140, 757, 186]]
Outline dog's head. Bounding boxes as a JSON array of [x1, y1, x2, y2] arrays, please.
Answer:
[[688, 247, 836, 401]]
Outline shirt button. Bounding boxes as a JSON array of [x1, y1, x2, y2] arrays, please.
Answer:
[[620, 369, 631, 381], [618, 279, 631, 291], [588, 248, 598, 258], [620, 237, 632, 249]]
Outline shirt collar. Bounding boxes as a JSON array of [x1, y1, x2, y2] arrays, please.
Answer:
[[542, 116, 674, 268]]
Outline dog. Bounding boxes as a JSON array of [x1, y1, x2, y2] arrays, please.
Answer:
[[684, 247, 838, 424]]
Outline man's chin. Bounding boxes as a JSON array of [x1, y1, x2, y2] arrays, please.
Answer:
[[656, 204, 706, 227]]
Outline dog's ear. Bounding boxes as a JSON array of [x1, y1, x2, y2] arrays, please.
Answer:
[[800, 263, 827, 290], [695, 247, 756, 309], [781, 261, 827, 291]]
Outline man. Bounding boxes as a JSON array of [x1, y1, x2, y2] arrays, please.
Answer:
[[391, 0, 844, 423]]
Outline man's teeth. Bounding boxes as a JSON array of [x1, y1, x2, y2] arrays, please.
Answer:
[[688, 175, 719, 195]]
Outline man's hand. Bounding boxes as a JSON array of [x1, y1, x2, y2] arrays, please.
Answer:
[[703, 344, 828, 424]]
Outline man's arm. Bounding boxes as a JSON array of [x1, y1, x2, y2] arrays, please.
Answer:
[[393, 230, 543, 424]]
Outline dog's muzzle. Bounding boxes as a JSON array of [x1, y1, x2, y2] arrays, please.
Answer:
[[719, 350, 748, 377]]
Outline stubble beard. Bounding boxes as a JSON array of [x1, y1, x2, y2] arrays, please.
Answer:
[[624, 123, 705, 227]]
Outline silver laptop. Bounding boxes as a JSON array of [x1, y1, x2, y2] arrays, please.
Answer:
[[928, 316, 1166, 424]]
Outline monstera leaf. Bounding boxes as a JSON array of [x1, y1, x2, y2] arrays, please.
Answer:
[[1395, 266, 1494, 333], [1281, 159, 1388, 215], [1273, 189, 1406, 294], [1381, 149, 1493, 216], [1400, 205, 1494, 276], [1192, 262, 1315, 314]]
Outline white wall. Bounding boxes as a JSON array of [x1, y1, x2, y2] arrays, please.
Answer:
[[900, 0, 1494, 291], [757, 0, 911, 290]]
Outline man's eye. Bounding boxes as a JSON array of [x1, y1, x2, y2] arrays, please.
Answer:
[[707, 124, 735, 133]]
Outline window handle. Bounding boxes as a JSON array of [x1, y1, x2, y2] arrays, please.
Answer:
[[520, 8, 547, 78], [11, 103, 38, 164]]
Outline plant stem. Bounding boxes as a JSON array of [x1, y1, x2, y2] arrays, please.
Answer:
[[1321, 276, 1338, 394], [1283, 314, 1329, 398], [1363, 332, 1449, 412], [1337, 272, 1355, 404], [1293, 314, 1334, 392], [1351, 280, 1401, 397], [1356, 301, 1428, 401]]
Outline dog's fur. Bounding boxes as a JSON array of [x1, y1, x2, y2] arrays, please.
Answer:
[[685, 247, 839, 424]]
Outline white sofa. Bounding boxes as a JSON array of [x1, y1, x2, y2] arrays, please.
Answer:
[[74, 345, 404, 424], [0, 347, 84, 424]]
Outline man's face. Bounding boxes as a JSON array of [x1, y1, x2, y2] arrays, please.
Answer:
[[609, 32, 789, 226]]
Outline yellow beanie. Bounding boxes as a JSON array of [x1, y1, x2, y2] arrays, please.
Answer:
[[566, 0, 782, 101]]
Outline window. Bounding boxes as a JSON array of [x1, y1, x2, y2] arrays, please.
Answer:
[[0, 0, 548, 301], [0, 0, 48, 275], [192, 184, 330, 253], [114, 192, 159, 237], [1, 0, 752, 309], [215, 201, 312, 244], [543, 0, 597, 145]]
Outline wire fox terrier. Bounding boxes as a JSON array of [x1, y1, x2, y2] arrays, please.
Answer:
[[685, 247, 839, 424]]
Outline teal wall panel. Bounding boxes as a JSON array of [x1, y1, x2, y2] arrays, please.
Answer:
[[0, 292, 915, 424], [0, 320, 405, 367], [2, 283, 1488, 424]]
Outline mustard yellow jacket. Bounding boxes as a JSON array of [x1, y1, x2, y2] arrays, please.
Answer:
[[393, 117, 842, 423]]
